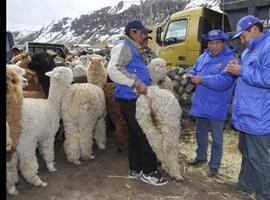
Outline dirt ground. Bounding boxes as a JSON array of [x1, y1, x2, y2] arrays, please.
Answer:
[[7, 123, 254, 200]]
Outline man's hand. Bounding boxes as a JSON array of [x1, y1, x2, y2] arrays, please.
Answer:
[[190, 76, 203, 85], [226, 60, 241, 76], [136, 82, 147, 95]]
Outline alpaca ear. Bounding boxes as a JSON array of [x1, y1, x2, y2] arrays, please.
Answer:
[[45, 71, 53, 77], [54, 72, 61, 80]]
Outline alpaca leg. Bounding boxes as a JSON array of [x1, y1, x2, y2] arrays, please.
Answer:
[[93, 117, 106, 149], [115, 120, 128, 151], [64, 134, 81, 165], [17, 142, 47, 186], [79, 131, 94, 160], [162, 136, 183, 181], [39, 136, 57, 172], [6, 152, 19, 195]]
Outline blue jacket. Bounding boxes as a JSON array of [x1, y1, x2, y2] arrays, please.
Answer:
[[189, 45, 236, 120], [232, 30, 270, 135], [115, 39, 151, 100]]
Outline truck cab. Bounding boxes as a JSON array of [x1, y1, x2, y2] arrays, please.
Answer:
[[156, 7, 231, 69]]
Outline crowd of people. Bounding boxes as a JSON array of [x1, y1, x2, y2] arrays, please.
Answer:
[[107, 15, 269, 199]]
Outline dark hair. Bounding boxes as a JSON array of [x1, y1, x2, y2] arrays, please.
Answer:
[[247, 22, 263, 32], [125, 30, 137, 38]]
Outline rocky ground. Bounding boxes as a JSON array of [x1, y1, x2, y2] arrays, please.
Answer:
[[7, 123, 254, 200]]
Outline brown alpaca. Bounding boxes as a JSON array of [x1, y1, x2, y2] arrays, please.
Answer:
[[87, 55, 107, 88], [23, 68, 47, 99], [65, 54, 75, 62], [103, 82, 128, 151], [11, 53, 32, 69], [6, 68, 23, 152]]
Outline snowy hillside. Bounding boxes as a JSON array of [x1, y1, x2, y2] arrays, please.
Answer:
[[11, 0, 221, 45]]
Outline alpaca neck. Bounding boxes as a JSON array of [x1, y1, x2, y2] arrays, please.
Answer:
[[47, 81, 70, 110]]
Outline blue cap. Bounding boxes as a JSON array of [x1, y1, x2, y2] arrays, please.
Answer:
[[232, 15, 260, 39], [202, 29, 230, 41], [124, 19, 152, 34]]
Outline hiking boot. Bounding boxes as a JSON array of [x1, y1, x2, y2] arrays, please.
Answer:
[[207, 168, 218, 177], [140, 171, 168, 186], [187, 158, 207, 166], [128, 170, 142, 179]]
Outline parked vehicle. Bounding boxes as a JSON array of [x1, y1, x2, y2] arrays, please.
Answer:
[[24, 42, 71, 59], [6, 31, 15, 63], [151, 1, 270, 69]]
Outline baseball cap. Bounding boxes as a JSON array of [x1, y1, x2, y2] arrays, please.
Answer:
[[12, 44, 23, 51], [202, 29, 230, 41], [232, 15, 260, 39], [125, 19, 152, 34]]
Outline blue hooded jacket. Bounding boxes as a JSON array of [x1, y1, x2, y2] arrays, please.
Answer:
[[232, 30, 270, 135], [189, 45, 236, 120]]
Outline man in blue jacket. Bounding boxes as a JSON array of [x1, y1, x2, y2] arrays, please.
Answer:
[[107, 19, 167, 186], [186, 29, 236, 177], [226, 15, 270, 200]]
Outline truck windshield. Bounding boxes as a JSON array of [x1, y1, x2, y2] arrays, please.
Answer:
[[164, 19, 187, 45]]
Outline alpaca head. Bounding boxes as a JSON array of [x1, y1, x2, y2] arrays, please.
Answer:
[[45, 67, 73, 87], [79, 55, 91, 67], [6, 68, 22, 95], [24, 69, 40, 90], [6, 65, 28, 88], [20, 53, 32, 66], [148, 58, 167, 84], [73, 64, 87, 78], [88, 54, 104, 64], [87, 55, 105, 72]]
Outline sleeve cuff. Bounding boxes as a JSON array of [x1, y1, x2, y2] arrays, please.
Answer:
[[132, 79, 140, 87]]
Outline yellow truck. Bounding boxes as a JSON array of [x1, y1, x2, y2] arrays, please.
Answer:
[[151, 7, 231, 69]]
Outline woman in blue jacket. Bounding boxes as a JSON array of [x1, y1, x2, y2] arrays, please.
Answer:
[[226, 15, 270, 200], [186, 29, 236, 177]]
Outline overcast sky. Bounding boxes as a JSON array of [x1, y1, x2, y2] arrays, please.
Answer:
[[7, 0, 125, 31]]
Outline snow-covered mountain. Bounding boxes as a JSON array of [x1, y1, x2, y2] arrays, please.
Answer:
[[11, 0, 221, 45]]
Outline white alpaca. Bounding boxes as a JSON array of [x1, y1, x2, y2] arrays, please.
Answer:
[[16, 67, 73, 187], [148, 58, 173, 91], [61, 56, 107, 165], [136, 86, 183, 181], [61, 84, 107, 165], [79, 55, 91, 67], [7, 64, 28, 88], [72, 64, 87, 83]]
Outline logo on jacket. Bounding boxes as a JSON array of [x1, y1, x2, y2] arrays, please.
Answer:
[[216, 62, 222, 68], [251, 51, 256, 58]]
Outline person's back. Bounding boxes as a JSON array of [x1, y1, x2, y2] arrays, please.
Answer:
[[226, 15, 270, 200]]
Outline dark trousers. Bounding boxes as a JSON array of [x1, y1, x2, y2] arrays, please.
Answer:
[[238, 132, 270, 200], [195, 117, 225, 169], [118, 98, 157, 174]]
